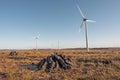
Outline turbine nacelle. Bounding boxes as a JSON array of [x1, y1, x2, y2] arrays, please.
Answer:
[[34, 34, 40, 39], [35, 37, 39, 39], [83, 17, 96, 23], [83, 18, 87, 22]]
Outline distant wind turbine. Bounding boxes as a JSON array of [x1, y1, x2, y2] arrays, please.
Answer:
[[77, 4, 96, 52], [58, 40, 60, 50], [57, 40, 60, 53], [34, 34, 40, 50]]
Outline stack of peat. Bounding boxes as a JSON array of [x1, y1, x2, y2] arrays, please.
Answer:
[[36, 53, 72, 72], [9, 51, 18, 56]]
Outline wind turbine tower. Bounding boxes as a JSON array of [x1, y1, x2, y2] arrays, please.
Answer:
[[77, 4, 96, 52]]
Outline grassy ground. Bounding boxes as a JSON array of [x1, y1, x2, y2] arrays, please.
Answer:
[[0, 49, 120, 80]]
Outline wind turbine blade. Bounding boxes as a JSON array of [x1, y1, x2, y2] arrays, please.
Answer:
[[37, 34, 40, 38], [38, 34, 40, 37], [79, 21, 84, 32], [76, 4, 86, 19], [86, 20, 96, 22], [32, 36, 36, 39]]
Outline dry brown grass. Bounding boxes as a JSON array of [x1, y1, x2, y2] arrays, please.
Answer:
[[0, 49, 120, 80]]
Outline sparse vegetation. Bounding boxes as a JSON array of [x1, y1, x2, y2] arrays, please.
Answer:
[[0, 49, 120, 80]]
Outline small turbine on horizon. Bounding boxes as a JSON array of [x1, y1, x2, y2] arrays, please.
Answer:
[[77, 4, 96, 52], [34, 34, 40, 50]]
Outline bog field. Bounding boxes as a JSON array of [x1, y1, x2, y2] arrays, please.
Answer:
[[0, 48, 120, 80]]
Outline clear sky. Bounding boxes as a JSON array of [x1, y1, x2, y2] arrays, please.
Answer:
[[0, 0, 120, 49]]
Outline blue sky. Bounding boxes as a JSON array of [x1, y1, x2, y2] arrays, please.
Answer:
[[0, 0, 120, 49]]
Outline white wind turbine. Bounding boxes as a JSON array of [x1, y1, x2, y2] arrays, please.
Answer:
[[77, 4, 96, 52], [34, 34, 40, 50]]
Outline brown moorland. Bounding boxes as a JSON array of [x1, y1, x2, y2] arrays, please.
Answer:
[[0, 48, 120, 80]]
